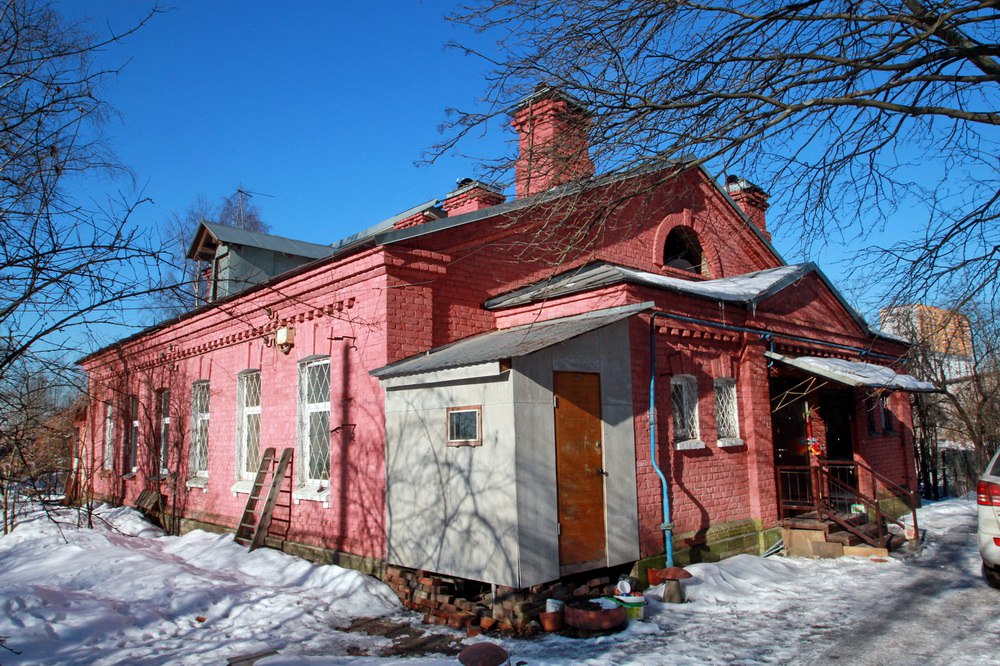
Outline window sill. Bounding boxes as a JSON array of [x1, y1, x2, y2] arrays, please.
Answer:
[[717, 438, 745, 448], [186, 476, 208, 491], [121, 471, 137, 481], [231, 480, 254, 495], [293, 485, 330, 507], [675, 439, 706, 450]]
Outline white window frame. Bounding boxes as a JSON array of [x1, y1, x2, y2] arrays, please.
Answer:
[[446, 406, 482, 447], [157, 389, 171, 475], [188, 381, 210, 484], [102, 402, 115, 470], [124, 394, 138, 474], [671, 374, 703, 449], [714, 377, 743, 447], [297, 357, 331, 499], [234, 370, 261, 489]]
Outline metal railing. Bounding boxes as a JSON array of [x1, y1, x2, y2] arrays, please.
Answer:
[[777, 459, 919, 548]]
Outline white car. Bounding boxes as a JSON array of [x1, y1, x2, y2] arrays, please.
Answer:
[[977, 449, 1000, 587]]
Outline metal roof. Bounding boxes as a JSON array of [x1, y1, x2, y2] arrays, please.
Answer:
[[765, 352, 936, 392], [188, 222, 336, 260], [485, 262, 813, 310], [371, 301, 653, 379]]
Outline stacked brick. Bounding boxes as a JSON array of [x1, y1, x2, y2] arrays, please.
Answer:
[[383, 566, 491, 632], [384, 566, 624, 635]]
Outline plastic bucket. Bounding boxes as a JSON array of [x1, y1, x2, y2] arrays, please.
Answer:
[[613, 595, 645, 621], [545, 598, 565, 613]]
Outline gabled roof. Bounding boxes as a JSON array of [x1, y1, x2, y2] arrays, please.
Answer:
[[371, 301, 653, 379], [482, 260, 893, 343], [187, 222, 336, 262], [371, 162, 786, 268], [484, 262, 812, 310]]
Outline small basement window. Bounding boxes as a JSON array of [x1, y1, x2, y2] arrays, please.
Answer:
[[447, 406, 482, 447]]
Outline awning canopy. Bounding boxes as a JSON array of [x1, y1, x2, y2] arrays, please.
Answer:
[[765, 352, 937, 392]]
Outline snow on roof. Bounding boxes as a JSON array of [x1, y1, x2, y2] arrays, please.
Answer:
[[485, 262, 813, 310], [765, 352, 937, 392], [371, 301, 653, 379]]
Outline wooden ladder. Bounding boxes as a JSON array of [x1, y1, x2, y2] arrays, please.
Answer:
[[234, 447, 294, 551]]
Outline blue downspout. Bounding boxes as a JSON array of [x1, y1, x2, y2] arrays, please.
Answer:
[[649, 313, 674, 567]]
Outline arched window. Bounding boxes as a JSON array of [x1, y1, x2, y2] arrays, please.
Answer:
[[663, 226, 704, 274]]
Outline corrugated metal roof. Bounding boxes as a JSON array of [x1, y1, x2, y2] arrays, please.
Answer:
[[195, 222, 336, 260], [765, 352, 937, 392], [485, 262, 813, 309], [371, 301, 653, 379]]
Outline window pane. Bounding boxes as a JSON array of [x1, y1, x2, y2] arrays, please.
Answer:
[[306, 361, 330, 404], [245, 412, 260, 474], [245, 373, 261, 407], [715, 379, 739, 439], [671, 383, 687, 440], [308, 411, 329, 480], [449, 410, 479, 441]]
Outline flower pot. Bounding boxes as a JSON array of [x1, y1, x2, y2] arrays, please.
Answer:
[[563, 601, 626, 631], [538, 610, 563, 632]]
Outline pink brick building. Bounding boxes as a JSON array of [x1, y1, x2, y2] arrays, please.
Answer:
[[77, 87, 931, 590]]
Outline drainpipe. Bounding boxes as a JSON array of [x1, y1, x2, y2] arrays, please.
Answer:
[[645, 306, 900, 569], [648, 313, 675, 567]]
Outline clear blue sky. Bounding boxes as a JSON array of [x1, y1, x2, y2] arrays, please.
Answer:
[[58, 1, 906, 339], [63, 1, 507, 246]]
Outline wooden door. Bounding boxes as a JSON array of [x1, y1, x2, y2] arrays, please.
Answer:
[[553, 372, 606, 570]]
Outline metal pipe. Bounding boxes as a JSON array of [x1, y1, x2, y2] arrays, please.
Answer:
[[649, 313, 674, 567], [644, 305, 899, 571]]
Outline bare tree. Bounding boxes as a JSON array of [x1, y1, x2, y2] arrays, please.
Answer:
[[443, 0, 999, 304], [0, 1, 161, 382], [155, 188, 270, 317], [886, 301, 1000, 496], [0, 359, 81, 533]]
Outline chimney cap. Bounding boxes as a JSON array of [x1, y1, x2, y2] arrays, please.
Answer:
[[510, 83, 589, 116], [725, 174, 768, 196], [446, 178, 503, 198]]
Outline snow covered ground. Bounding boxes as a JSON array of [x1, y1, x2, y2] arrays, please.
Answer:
[[0, 498, 996, 665]]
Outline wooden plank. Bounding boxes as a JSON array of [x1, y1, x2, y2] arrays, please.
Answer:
[[250, 447, 293, 551], [234, 447, 276, 545]]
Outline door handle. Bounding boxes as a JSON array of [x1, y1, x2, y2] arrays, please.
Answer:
[[596, 468, 609, 477]]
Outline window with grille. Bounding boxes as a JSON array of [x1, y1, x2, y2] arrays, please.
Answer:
[[103, 402, 115, 470], [880, 395, 895, 433], [865, 395, 878, 433], [447, 407, 482, 446], [189, 381, 210, 477], [123, 394, 138, 473], [157, 389, 171, 473], [236, 371, 261, 481], [298, 358, 330, 486], [671, 375, 700, 443], [714, 378, 741, 444]]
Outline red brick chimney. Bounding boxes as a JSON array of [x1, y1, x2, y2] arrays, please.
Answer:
[[442, 178, 505, 216], [725, 175, 770, 241], [511, 86, 594, 198]]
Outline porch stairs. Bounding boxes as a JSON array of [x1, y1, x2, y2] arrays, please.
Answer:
[[777, 459, 919, 558], [234, 447, 294, 552]]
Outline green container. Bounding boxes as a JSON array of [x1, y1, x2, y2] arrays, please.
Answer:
[[612, 595, 646, 621]]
